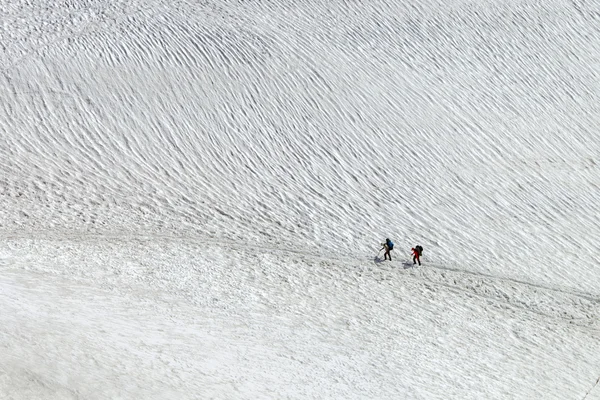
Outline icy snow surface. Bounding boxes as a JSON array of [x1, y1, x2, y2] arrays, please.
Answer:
[[1, 0, 600, 399]]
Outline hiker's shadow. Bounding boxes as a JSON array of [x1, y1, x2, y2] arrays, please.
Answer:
[[402, 261, 415, 269], [374, 256, 385, 264]]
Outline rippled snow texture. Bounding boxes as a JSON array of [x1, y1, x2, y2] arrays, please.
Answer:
[[1, 0, 600, 399]]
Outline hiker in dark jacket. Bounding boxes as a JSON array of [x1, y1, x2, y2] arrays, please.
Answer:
[[381, 238, 394, 261]]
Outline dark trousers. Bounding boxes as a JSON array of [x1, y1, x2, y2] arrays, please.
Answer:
[[413, 255, 421, 265], [384, 249, 392, 261]]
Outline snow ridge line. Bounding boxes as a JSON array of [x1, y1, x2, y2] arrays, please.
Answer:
[[421, 260, 600, 305], [581, 375, 600, 400], [1, 231, 598, 331], [353, 257, 600, 331], [406, 266, 599, 331]]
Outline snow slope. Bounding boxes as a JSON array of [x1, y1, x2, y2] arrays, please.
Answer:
[[1, 0, 599, 398]]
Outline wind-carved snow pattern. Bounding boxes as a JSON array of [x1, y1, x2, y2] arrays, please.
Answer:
[[1, 0, 600, 399]]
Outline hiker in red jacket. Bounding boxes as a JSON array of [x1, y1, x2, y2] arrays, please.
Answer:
[[411, 247, 421, 266]]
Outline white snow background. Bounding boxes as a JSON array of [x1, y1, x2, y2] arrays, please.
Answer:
[[1, 0, 600, 399]]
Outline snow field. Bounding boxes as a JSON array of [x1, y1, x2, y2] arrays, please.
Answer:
[[1, 0, 600, 398]]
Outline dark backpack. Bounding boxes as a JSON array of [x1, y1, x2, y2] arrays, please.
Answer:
[[415, 245, 423, 256]]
